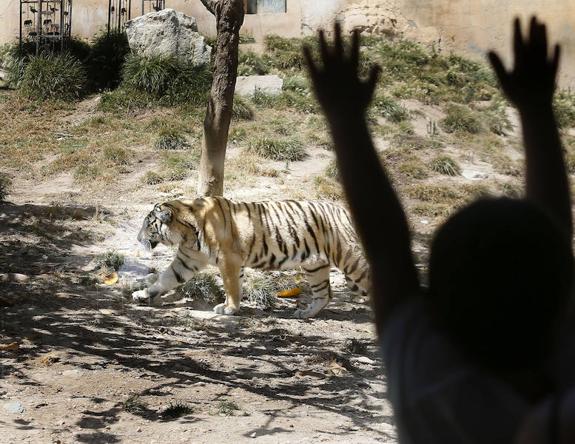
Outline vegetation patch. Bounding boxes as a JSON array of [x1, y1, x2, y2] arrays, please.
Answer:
[[154, 129, 190, 150], [232, 96, 255, 120], [95, 251, 125, 273], [441, 104, 483, 134], [177, 273, 225, 308], [248, 136, 307, 161], [161, 402, 194, 419], [430, 155, 461, 176], [20, 53, 87, 102]]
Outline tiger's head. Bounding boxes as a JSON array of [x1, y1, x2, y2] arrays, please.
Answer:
[[137, 203, 180, 250]]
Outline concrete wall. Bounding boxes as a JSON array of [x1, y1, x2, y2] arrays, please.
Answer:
[[1, 0, 574, 86]]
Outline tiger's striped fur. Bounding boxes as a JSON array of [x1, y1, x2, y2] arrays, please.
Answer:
[[132, 197, 369, 318]]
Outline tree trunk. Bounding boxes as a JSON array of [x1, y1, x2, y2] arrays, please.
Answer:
[[197, 0, 244, 196]]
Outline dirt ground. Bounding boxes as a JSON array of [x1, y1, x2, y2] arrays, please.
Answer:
[[0, 164, 396, 443]]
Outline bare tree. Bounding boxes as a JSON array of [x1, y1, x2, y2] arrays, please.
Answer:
[[197, 0, 244, 196]]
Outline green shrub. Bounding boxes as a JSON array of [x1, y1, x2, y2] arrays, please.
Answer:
[[121, 54, 212, 106], [441, 104, 483, 134], [86, 31, 130, 90], [0, 42, 35, 88], [122, 54, 177, 95], [238, 51, 269, 76], [248, 136, 307, 161], [0, 173, 12, 201], [20, 53, 87, 101], [232, 96, 255, 120], [264, 35, 307, 70], [430, 155, 461, 176], [154, 129, 190, 150], [161, 62, 212, 106]]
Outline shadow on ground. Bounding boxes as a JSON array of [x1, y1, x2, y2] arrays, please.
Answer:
[[0, 201, 392, 443]]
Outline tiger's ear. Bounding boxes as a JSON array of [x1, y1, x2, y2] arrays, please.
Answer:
[[154, 205, 173, 223]]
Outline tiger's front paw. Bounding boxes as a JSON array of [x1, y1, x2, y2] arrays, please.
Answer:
[[132, 289, 149, 303], [213, 303, 239, 315]]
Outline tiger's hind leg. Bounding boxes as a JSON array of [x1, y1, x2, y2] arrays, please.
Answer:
[[294, 262, 331, 319], [342, 253, 370, 299]]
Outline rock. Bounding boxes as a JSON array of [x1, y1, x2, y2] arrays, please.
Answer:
[[235, 75, 283, 97], [4, 400, 24, 414], [125, 9, 211, 66]]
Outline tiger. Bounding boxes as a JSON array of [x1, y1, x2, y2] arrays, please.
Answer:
[[132, 197, 369, 318]]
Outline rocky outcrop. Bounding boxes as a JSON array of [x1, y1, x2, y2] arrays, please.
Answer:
[[125, 8, 211, 65]]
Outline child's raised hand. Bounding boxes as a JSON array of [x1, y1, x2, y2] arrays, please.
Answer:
[[304, 23, 381, 120], [488, 17, 560, 109]]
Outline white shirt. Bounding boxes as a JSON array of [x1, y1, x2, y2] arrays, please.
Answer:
[[381, 301, 529, 444]]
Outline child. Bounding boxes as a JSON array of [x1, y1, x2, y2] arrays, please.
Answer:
[[304, 17, 573, 443]]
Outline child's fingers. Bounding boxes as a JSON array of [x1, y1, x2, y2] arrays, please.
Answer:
[[551, 44, 561, 81], [513, 17, 525, 65], [302, 45, 319, 83], [367, 65, 382, 96], [350, 29, 360, 70], [318, 29, 330, 64], [488, 51, 509, 89], [334, 22, 343, 57]]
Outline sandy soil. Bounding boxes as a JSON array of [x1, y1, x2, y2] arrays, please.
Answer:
[[1, 164, 396, 443]]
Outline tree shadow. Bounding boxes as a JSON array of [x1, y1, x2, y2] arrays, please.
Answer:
[[0, 201, 393, 441]]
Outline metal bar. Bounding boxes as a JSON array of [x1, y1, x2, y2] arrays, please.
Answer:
[[107, 0, 111, 33], [19, 0, 23, 51]]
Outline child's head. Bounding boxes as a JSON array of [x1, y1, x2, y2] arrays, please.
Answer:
[[428, 198, 573, 372]]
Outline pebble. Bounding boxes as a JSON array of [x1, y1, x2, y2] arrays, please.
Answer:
[[3, 400, 24, 414]]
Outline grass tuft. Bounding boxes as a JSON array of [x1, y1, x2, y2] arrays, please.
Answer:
[[248, 136, 307, 161], [178, 273, 225, 306], [95, 251, 125, 272], [233, 96, 255, 120], [154, 129, 190, 150], [441, 104, 483, 134], [161, 402, 194, 419], [216, 399, 239, 416], [20, 53, 87, 102], [430, 155, 461, 176]]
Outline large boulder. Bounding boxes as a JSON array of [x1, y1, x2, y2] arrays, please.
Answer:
[[125, 9, 211, 66], [235, 75, 283, 97]]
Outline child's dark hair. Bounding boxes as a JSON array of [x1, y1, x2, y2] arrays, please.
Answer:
[[428, 197, 573, 371]]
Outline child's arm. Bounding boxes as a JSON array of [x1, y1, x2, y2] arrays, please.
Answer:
[[304, 25, 420, 334], [489, 17, 572, 242]]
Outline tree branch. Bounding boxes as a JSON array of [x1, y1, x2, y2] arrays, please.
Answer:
[[199, 0, 217, 15]]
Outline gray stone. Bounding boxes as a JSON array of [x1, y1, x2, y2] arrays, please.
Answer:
[[235, 75, 283, 97], [125, 9, 211, 66], [4, 400, 24, 414]]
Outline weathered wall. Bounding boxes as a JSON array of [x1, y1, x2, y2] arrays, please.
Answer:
[[396, 0, 575, 87], [2, 0, 574, 85]]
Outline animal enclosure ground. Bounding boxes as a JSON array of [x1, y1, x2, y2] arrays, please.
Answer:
[[0, 199, 393, 444], [2, 33, 575, 442]]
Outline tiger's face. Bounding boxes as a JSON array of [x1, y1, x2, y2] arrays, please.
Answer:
[[137, 204, 176, 250]]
